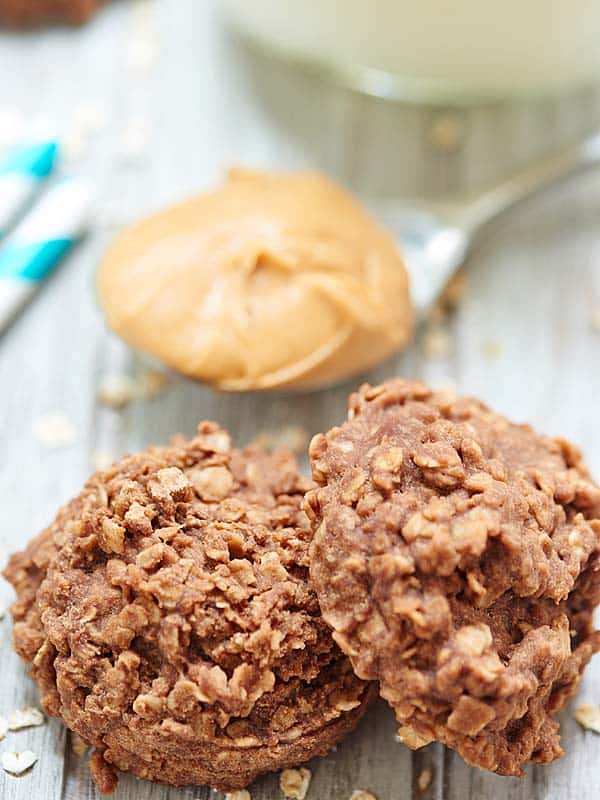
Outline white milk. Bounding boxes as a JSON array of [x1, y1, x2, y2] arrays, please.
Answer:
[[223, 1, 600, 99]]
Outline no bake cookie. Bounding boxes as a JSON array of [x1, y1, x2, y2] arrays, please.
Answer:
[[306, 379, 600, 776], [0, 0, 106, 26], [4, 423, 372, 792]]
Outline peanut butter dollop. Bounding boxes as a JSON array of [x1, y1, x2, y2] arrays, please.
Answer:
[[98, 169, 413, 390]]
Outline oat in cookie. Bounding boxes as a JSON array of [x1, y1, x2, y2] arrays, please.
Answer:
[[306, 379, 600, 777], [71, 731, 90, 756], [3, 422, 373, 794], [0, 0, 106, 26]]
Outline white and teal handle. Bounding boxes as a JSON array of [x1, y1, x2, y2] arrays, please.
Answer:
[[0, 140, 58, 235], [0, 176, 92, 333]]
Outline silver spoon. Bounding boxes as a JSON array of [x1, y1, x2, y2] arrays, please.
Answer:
[[372, 130, 600, 316]]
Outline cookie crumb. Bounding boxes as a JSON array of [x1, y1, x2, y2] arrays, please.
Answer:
[[350, 791, 378, 800], [33, 412, 77, 449], [422, 325, 453, 359], [225, 792, 251, 800], [280, 767, 311, 799], [574, 704, 600, 733], [0, 716, 8, 740], [1, 750, 37, 775], [97, 369, 169, 408], [8, 707, 45, 731], [249, 426, 309, 455], [71, 733, 89, 756], [429, 113, 464, 154], [481, 339, 503, 361], [138, 367, 170, 398], [417, 767, 432, 791], [97, 374, 136, 408]]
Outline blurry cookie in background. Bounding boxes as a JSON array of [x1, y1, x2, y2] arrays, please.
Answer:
[[4, 422, 373, 793], [98, 169, 414, 391], [0, 0, 106, 26], [306, 379, 600, 776]]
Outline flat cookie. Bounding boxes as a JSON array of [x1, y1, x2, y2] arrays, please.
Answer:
[[4, 422, 373, 793], [306, 379, 600, 776], [0, 0, 106, 26]]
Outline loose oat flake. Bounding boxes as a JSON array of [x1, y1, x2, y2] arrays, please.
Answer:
[[417, 767, 432, 791], [8, 707, 45, 731], [481, 338, 503, 361], [224, 791, 251, 800], [574, 704, 600, 733], [1, 750, 37, 775], [97, 369, 170, 408], [429, 113, 464, 154], [97, 374, 137, 408], [350, 791, 378, 800], [280, 767, 311, 799], [33, 412, 77, 449], [422, 325, 453, 359]]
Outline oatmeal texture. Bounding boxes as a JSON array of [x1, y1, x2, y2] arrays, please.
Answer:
[[306, 379, 600, 776], [0, 0, 106, 26], [4, 422, 371, 793]]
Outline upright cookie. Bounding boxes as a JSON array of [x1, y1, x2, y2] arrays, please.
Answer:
[[0, 0, 106, 26], [4, 423, 373, 793], [306, 379, 600, 776]]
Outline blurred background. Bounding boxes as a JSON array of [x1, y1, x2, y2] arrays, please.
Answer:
[[0, 2, 599, 799]]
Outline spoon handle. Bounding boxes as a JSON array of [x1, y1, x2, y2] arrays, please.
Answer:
[[458, 130, 600, 233]]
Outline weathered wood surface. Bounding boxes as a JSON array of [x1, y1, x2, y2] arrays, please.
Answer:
[[0, 1, 599, 799]]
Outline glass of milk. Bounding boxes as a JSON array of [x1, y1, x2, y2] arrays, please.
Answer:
[[222, 0, 600, 102]]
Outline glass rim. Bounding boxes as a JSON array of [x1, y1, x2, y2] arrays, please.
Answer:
[[233, 26, 600, 108]]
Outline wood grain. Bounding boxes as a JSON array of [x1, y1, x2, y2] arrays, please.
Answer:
[[1, 1, 600, 799]]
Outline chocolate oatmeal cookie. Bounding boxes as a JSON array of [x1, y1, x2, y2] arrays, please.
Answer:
[[306, 379, 600, 776], [0, 0, 106, 26], [3, 423, 372, 793]]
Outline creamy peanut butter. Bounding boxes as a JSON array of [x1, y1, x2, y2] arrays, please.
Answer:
[[98, 169, 413, 391]]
